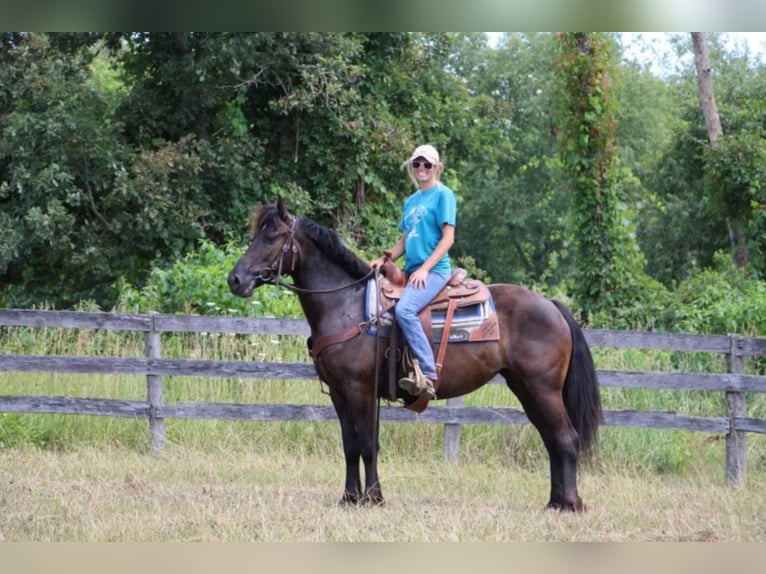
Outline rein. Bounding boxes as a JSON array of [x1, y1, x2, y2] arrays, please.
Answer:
[[276, 273, 374, 295]]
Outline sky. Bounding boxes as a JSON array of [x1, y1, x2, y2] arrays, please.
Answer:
[[620, 32, 766, 75], [487, 32, 766, 75]]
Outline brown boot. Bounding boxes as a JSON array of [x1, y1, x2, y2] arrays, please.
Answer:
[[397, 375, 437, 399], [412, 359, 437, 400], [398, 359, 437, 399], [398, 359, 427, 396], [397, 373, 420, 396]]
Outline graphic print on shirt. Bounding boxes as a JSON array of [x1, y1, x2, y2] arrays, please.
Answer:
[[404, 205, 427, 240]]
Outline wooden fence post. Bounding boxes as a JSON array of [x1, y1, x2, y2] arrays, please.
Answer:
[[443, 396, 463, 464], [725, 334, 746, 486], [145, 319, 165, 452]]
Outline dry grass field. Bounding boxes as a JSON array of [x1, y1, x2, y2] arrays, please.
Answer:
[[1, 444, 764, 542]]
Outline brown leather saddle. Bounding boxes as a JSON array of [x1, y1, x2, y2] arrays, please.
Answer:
[[378, 261, 499, 413]]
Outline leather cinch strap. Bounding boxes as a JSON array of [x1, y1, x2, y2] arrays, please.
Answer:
[[388, 319, 399, 401], [309, 325, 363, 358]]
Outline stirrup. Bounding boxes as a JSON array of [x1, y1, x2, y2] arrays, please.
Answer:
[[398, 358, 437, 399]]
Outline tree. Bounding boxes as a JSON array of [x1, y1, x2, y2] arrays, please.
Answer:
[[555, 33, 625, 319], [632, 33, 766, 282], [0, 33, 271, 306], [454, 33, 569, 286], [691, 32, 748, 268], [1, 33, 514, 308], [0, 33, 133, 306], [3, 32, 764, 310]]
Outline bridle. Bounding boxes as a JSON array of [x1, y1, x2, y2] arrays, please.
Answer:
[[254, 215, 374, 295], [252, 214, 300, 286]]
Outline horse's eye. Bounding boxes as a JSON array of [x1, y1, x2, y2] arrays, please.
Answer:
[[258, 224, 279, 242]]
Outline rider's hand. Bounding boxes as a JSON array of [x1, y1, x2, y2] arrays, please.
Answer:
[[408, 267, 429, 288], [370, 256, 386, 270]]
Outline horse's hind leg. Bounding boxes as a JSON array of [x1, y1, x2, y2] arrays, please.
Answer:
[[541, 417, 582, 512], [510, 380, 583, 511]]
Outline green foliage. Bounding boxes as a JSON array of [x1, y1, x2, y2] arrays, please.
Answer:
[[591, 269, 673, 331], [703, 132, 766, 273], [115, 239, 302, 317], [0, 34, 261, 308], [555, 33, 645, 320], [639, 34, 766, 282], [0, 413, 54, 448], [454, 254, 490, 283], [638, 126, 719, 283], [594, 251, 766, 339], [1, 33, 516, 308], [0, 33, 128, 305], [669, 252, 766, 336], [455, 33, 569, 287], [2, 31, 766, 321]]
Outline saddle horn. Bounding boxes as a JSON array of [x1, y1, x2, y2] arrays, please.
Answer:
[[380, 251, 406, 287]]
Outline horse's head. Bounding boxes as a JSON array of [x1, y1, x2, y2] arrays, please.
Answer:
[[228, 197, 299, 298]]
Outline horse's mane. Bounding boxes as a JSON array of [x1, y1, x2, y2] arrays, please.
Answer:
[[250, 204, 371, 279]]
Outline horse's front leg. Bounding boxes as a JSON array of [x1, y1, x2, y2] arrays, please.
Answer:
[[353, 376, 384, 506], [329, 385, 384, 506], [330, 390, 363, 505], [360, 409, 383, 506]]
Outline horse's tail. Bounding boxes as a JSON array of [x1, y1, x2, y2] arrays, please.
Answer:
[[552, 300, 602, 454]]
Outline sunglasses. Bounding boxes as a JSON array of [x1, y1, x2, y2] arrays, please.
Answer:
[[411, 161, 433, 170]]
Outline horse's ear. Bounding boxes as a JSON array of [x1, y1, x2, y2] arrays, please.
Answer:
[[276, 195, 289, 221]]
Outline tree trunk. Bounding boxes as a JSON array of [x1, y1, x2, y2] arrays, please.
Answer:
[[691, 32, 723, 146], [691, 32, 747, 267]]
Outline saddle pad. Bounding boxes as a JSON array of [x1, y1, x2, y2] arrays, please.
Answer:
[[365, 279, 499, 343]]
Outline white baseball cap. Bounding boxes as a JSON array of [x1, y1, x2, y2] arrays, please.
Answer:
[[408, 144, 440, 164]]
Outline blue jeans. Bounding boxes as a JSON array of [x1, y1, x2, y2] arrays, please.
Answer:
[[395, 270, 449, 379]]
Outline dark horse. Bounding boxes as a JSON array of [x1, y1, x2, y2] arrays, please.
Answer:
[[228, 198, 602, 511]]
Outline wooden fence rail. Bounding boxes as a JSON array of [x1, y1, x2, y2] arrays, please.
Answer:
[[1, 309, 765, 484]]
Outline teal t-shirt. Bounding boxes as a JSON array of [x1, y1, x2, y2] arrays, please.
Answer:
[[398, 182, 457, 275]]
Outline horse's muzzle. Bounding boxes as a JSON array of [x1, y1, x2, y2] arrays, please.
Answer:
[[227, 269, 259, 297]]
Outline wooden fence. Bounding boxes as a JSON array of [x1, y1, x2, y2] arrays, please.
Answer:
[[1, 309, 765, 485]]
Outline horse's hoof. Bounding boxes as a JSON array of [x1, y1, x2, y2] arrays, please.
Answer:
[[339, 493, 361, 506], [360, 494, 385, 507], [546, 500, 586, 513]]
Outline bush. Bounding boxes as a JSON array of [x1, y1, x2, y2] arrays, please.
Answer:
[[592, 270, 674, 331], [593, 252, 766, 338], [114, 239, 302, 318], [667, 252, 766, 337]]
